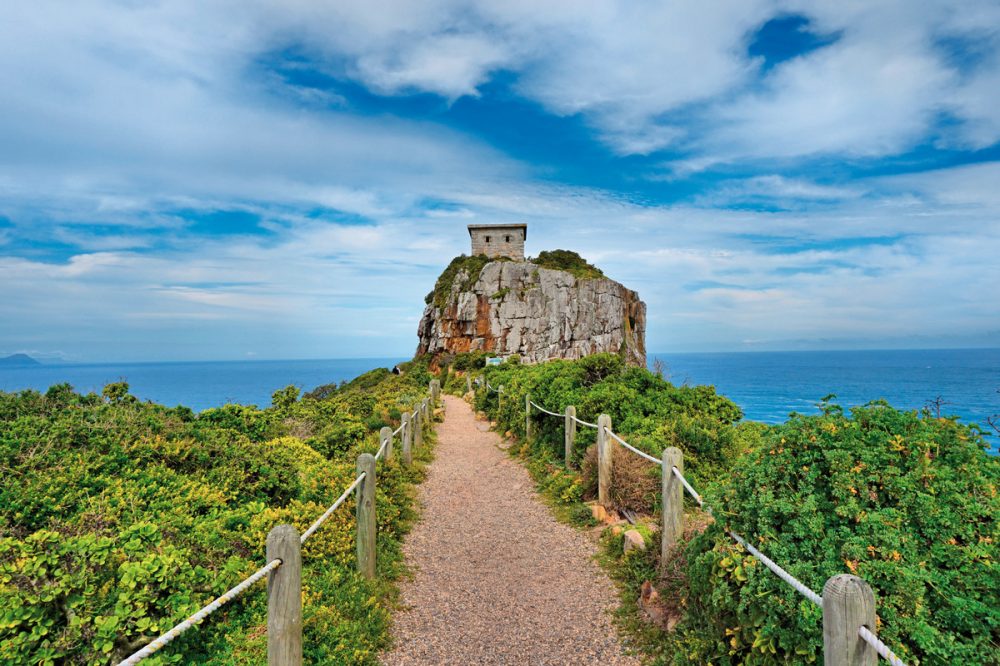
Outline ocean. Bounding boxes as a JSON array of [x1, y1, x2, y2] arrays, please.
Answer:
[[1, 349, 997, 449], [651, 348, 999, 450]]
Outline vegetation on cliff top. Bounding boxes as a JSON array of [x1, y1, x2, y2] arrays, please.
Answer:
[[531, 249, 604, 280], [425, 250, 605, 310], [0, 357, 436, 665], [459, 354, 999, 665]]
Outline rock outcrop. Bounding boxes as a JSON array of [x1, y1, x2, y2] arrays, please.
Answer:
[[417, 259, 646, 366]]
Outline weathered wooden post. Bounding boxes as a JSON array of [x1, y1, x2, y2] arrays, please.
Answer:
[[379, 426, 393, 463], [661, 447, 683, 566], [429, 379, 440, 404], [266, 524, 302, 666], [466, 375, 472, 394], [414, 406, 424, 448], [564, 405, 576, 468], [822, 574, 877, 666], [423, 397, 430, 422], [525, 394, 532, 440], [401, 412, 412, 465], [597, 414, 612, 507], [356, 453, 377, 579]]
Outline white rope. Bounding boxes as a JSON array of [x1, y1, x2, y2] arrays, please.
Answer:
[[727, 530, 823, 607], [299, 472, 366, 544], [673, 466, 704, 506], [529, 400, 563, 418], [117, 558, 281, 665], [670, 466, 823, 607], [605, 429, 662, 465], [573, 416, 598, 428], [392, 423, 404, 437], [374, 438, 389, 461], [859, 626, 908, 666]]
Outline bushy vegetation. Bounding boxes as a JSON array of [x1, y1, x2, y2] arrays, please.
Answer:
[[0, 362, 437, 665], [531, 249, 604, 280], [424, 254, 498, 309], [679, 400, 999, 665], [472, 354, 747, 504], [468, 355, 1000, 665]]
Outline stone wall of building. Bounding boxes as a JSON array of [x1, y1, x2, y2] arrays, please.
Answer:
[[469, 226, 525, 260]]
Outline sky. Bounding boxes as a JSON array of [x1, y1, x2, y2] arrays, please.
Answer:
[[1, 1, 999, 362]]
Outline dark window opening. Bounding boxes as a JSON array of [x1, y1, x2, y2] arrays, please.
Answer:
[[485, 235, 491, 242], [505, 235, 511, 242]]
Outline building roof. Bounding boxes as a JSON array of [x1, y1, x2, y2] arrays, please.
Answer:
[[467, 223, 527, 239]]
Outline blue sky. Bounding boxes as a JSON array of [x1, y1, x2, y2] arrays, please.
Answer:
[[1, 1, 999, 361]]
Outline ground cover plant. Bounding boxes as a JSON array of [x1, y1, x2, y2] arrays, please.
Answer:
[[0, 358, 437, 665], [462, 355, 999, 665]]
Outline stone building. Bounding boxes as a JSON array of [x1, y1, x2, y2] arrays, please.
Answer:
[[468, 224, 526, 260]]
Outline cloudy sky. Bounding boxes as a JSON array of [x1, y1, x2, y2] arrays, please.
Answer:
[[1, 0, 999, 361]]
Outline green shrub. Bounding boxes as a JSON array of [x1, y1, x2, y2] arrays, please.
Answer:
[[677, 401, 1000, 665], [531, 249, 604, 280], [0, 363, 436, 664], [425, 254, 496, 309]]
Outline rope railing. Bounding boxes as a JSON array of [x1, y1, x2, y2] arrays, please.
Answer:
[[119, 558, 281, 665], [529, 400, 562, 418], [513, 387, 910, 666], [860, 625, 908, 666], [116, 380, 441, 666], [672, 465, 704, 506], [726, 529, 823, 607], [375, 438, 389, 461], [300, 472, 366, 544], [605, 429, 661, 465]]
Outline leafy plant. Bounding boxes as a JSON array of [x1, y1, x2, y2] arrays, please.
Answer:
[[0, 366, 436, 665], [530, 249, 604, 280]]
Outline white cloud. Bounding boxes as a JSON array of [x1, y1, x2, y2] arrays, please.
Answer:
[[0, 1, 998, 359]]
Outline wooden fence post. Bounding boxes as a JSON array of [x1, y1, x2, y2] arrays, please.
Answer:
[[429, 379, 440, 404], [597, 414, 612, 507], [401, 412, 412, 465], [564, 405, 576, 468], [525, 393, 531, 440], [379, 426, 393, 463], [466, 375, 472, 394], [823, 574, 877, 666], [266, 524, 302, 666], [661, 448, 683, 566], [356, 453, 377, 579], [414, 407, 423, 448]]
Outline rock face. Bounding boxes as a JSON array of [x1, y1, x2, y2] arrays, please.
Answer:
[[417, 260, 646, 366]]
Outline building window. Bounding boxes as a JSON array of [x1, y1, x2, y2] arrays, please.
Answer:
[[485, 235, 491, 242], [505, 235, 511, 242]]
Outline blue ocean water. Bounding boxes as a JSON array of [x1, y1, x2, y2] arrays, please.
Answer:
[[651, 348, 999, 450], [0, 358, 405, 412], [1, 349, 996, 448]]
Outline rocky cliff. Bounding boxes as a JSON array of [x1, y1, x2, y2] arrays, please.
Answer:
[[417, 257, 646, 366]]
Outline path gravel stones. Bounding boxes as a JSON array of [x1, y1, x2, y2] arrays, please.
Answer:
[[382, 394, 640, 665]]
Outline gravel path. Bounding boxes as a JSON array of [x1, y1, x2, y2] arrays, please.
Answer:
[[382, 394, 639, 665]]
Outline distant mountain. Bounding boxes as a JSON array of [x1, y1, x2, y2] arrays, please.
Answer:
[[0, 353, 41, 367]]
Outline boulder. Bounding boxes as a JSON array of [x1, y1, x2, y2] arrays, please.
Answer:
[[590, 504, 609, 523], [623, 529, 646, 553], [416, 260, 646, 366]]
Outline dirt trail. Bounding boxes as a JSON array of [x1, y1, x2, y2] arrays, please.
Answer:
[[382, 394, 639, 665]]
